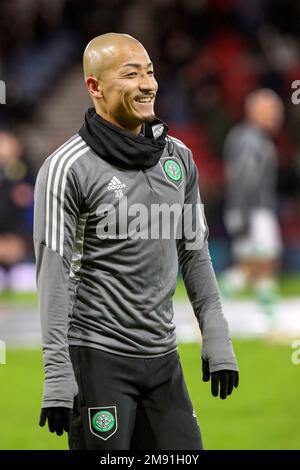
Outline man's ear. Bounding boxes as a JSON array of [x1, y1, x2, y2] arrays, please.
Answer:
[[86, 76, 103, 99]]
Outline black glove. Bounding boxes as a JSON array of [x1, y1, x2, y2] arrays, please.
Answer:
[[39, 407, 71, 436], [202, 359, 239, 399]]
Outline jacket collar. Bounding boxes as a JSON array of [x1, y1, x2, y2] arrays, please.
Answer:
[[78, 107, 168, 170]]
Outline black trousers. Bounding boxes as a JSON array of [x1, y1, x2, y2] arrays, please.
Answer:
[[68, 346, 203, 450]]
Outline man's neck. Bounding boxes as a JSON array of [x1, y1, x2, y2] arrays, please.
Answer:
[[94, 107, 142, 135]]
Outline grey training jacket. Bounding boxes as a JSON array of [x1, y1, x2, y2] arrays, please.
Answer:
[[34, 132, 238, 408]]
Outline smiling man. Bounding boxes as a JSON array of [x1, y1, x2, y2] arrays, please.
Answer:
[[34, 33, 239, 450], [83, 34, 157, 132]]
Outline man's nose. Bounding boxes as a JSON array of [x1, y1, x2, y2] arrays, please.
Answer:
[[139, 75, 156, 92]]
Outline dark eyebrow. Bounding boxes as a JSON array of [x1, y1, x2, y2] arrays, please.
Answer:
[[121, 62, 153, 69]]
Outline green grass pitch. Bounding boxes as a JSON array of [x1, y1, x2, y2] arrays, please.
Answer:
[[0, 339, 299, 450]]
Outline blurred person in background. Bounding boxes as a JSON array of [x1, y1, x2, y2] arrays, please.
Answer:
[[221, 89, 284, 325], [0, 131, 34, 291]]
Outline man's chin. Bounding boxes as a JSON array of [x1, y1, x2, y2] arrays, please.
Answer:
[[141, 113, 156, 124]]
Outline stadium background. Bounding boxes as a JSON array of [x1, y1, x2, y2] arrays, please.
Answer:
[[0, 0, 299, 450]]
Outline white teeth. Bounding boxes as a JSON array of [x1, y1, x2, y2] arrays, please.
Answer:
[[136, 98, 152, 103]]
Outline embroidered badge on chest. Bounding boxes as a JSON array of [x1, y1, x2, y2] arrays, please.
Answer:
[[160, 157, 183, 189], [107, 176, 126, 198]]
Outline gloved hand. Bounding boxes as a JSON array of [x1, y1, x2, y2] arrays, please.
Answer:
[[39, 407, 71, 436], [202, 359, 239, 399]]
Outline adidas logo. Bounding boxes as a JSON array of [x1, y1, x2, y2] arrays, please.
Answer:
[[107, 176, 126, 191]]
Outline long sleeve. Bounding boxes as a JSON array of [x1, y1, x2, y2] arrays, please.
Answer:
[[176, 153, 238, 372], [33, 155, 84, 408]]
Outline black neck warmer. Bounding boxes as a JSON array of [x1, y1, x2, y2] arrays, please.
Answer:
[[78, 107, 169, 170]]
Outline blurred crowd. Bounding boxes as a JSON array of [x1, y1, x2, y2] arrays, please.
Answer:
[[0, 130, 35, 290], [0, 0, 300, 289]]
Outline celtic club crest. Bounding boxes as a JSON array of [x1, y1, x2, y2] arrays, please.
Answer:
[[88, 406, 118, 440], [164, 159, 182, 181]]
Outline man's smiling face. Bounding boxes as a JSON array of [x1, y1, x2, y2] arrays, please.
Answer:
[[97, 43, 158, 133]]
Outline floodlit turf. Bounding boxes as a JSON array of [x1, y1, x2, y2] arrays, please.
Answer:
[[0, 340, 299, 450]]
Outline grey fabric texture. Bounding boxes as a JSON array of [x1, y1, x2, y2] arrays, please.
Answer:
[[34, 132, 238, 408]]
